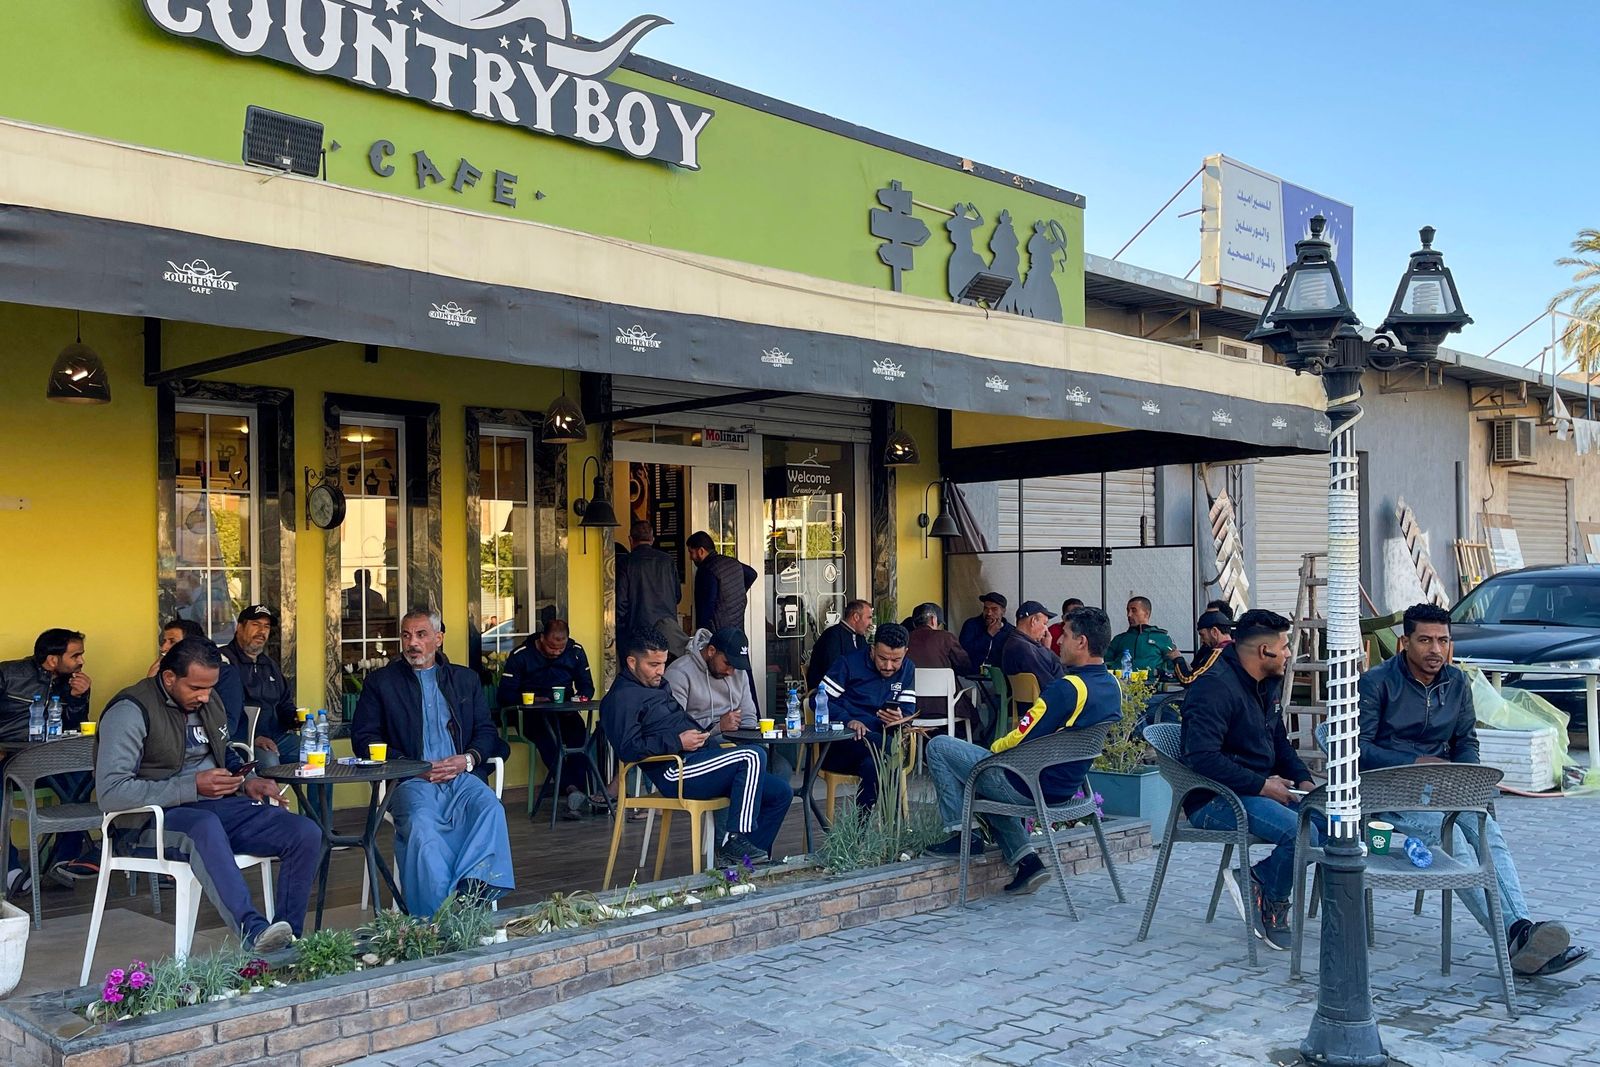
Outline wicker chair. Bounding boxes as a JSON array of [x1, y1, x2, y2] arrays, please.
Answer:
[[1136, 722, 1268, 966], [1, 735, 102, 926], [956, 721, 1124, 920], [1288, 763, 1517, 1014]]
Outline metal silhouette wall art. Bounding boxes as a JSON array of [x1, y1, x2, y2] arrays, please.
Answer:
[[869, 182, 1067, 323]]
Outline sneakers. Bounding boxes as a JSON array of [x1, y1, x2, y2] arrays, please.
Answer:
[[3, 868, 26, 896], [48, 858, 99, 889], [251, 920, 296, 953], [1003, 854, 1049, 895], [1225, 868, 1286, 951], [925, 832, 985, 858], [561, 789, 586, 821], [1510, 920, 1572, 975], [1261, 897, 1293, 951], [716, 832, 769, 867]]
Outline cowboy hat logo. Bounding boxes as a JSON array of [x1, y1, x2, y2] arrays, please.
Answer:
[[417, 0, 669, 78]]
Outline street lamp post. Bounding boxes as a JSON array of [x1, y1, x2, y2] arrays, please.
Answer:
[[1247, 217, 1472, 1067]]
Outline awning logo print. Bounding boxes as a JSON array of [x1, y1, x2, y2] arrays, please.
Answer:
[[616, 325, 662, 353], [429, 301, 478, 327], [163, 258, 239, 295]]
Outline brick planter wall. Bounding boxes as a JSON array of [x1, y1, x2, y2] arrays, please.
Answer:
[[0, 821, 1151, 1067]]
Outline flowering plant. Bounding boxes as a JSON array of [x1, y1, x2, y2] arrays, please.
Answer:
[[706, 854, 756, 896], [88, 960, 154, 1020]]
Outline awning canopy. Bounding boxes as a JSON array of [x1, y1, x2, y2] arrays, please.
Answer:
[[0, 120, 1330, 451]]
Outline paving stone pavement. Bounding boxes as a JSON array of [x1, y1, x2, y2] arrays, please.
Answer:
[[354, 796, 1600, 1066]]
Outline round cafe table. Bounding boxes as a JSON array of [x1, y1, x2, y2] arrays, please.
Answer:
[[501, 700, 612, 828], [724, 728, 843, 853], [259, 758, 430, 928]]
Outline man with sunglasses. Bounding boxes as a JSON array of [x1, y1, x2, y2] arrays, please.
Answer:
[[1180, 609, 1317, 950]]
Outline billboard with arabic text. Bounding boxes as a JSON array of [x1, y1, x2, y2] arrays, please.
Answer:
[[1200, 155, 1354, 300]]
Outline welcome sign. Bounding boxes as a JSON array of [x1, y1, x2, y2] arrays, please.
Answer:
[[144, 1, 715, 169]]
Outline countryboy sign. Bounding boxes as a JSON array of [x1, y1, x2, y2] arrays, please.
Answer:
[[144, 1, 715, 168]]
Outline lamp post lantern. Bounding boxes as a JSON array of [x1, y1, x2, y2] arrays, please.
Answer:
[[1246, 217, 1471, 1067]]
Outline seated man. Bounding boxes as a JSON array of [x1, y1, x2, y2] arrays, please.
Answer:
[[96, 637, 317, 950], [907, 603, 982, 736], [925, 606, 1122, 895], [1106, 596, 1177, 675], [354, 610, 514, 915], [1, 628, 96, 888], [665, 627, 759, 740], [957, 592, 1015, 671], [496, 618, 599, 818], [1000, 600, 1064, 692], [1180, 609, 1317, 950], [601, 628, 790, 865], [223, 605, 302, 769], [1046, 598, 1085, 657], [1165, 608, 1234, 686], [817, 623, 919, 810], [152, 618, 245, 745], [1360, 602, 1588, 976], [806, 599, 871, 692]]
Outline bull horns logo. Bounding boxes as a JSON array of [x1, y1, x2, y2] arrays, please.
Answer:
[[418, 1, 670, 78]]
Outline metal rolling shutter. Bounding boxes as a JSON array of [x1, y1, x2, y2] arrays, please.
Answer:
[[1509, 474, 1571, 565], [1252, 454, 1329, 616], [610, 377, 871, 443], [996, 471, 1156, 550]]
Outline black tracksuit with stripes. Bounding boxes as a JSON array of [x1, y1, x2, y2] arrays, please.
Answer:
[[601, 670, 790, 854]]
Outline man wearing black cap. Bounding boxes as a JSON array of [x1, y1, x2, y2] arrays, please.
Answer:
[[958, 592, 1015, 671], [1166, 609, 1234, 686], [224, 605, 300, 768], [665, 627, 759, 739], [1001, 601, 1064, 692]]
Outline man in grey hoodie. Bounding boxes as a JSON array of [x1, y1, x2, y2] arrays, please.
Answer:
[[666, 628, 759, 738]]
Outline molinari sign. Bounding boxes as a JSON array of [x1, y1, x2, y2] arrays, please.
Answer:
[[143, 1, 715, 169]]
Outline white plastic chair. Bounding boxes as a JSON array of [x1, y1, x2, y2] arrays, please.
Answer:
[[914, 668, 975, 741], [80, 804, 275, 985], [360, 756, 504, 911]]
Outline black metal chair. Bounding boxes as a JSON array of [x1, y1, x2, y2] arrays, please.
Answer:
[[1136, 722, 1268, 966], [1, 735, 101, 926], [1289, 763, 1517, 1014], [956, 722, 1124, 920]]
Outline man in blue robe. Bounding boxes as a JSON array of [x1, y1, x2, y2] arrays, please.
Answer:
[[353, 610, 513, 915]]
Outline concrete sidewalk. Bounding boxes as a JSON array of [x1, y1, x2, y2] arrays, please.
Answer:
[[354, 794, 1600, 1066]]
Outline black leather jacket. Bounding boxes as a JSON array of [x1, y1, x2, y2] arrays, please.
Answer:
[[1357, 656, 1479, 769], [0, 658, 88, 741]]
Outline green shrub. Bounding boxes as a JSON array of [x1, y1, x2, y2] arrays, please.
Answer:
[[819, 735, 945, 873], [1092, 675, 1158, 774], [292, 927, 359, 981]]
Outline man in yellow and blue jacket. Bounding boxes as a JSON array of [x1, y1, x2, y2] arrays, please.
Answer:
[[925, 607, 1122, 895]]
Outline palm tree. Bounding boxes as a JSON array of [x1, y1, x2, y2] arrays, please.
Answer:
[[1549, 228, 1600, 374]]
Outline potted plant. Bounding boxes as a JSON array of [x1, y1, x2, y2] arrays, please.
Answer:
[[1086, 674, 1173, 842], [0, 899, 29, 998]]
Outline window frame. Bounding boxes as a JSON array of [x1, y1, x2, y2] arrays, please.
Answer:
[[173, 400, 261, 642]]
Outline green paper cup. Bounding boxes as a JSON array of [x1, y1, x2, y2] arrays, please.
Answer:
[[1365, 820, 1394, 855]]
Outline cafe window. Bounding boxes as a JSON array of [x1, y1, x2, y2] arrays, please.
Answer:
[[478, 428, 534, 655], [173, 404, 258, 643], [338, 416, 405, 667]]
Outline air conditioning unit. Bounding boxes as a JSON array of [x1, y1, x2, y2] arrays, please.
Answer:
[[1490, 418, 1535, 465], [1197, 336, 1263, 362]]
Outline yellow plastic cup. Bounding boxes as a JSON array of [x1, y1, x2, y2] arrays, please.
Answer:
[[521, 692, 535, 705], [368, 742, 388, 763], [758, 718, 776, 736], [306, 750, 327, 769], [80, 721, 98, 736], [297, 708, 311, 723]]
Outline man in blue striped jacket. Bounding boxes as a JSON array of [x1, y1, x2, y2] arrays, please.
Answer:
[[601, 628, 791, 865], [925, 607, 1121, 895]]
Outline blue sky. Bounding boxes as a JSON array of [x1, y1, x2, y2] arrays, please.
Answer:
[[578, 0, 1598, 365]]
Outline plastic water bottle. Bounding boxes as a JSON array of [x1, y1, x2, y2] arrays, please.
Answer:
[[27, 693, 45, 743], [45, 697, 63, 739], [785, 684, 802, 736], [1120, 650, 1133, 679], [315, 709, 330, 757], [1402, 836, 1433, 869], [300, 712, 316, 762], [813, 688, 830, 732]]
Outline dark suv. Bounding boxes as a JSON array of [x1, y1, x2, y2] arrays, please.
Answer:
[[1450, 564, 1600, 724]]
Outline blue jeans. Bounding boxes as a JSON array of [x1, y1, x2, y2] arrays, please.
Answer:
[[1190, 794, 1324, 902], [926, 735, 1033, 866], [1382, 810, 1527, 934]]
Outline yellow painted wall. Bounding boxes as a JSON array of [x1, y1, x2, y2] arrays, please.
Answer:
[[893, 405, 945, 617]]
